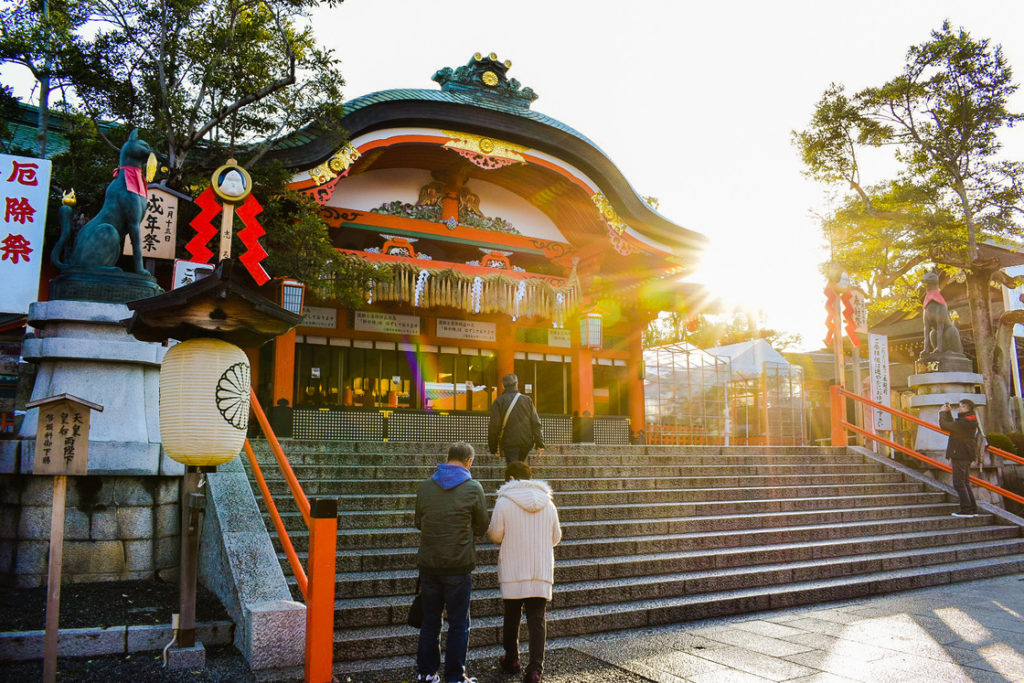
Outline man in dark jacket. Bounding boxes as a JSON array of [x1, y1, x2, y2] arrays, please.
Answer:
[[488, 373, 545, 465], [938, 399, 980, 517], [414, 442, 488, 683]]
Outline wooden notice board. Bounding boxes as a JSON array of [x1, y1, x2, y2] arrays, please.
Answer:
[[27, 394, 103, 475]]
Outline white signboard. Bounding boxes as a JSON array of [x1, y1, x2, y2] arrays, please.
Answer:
[[172, 259, 215, 288], [1004, 265, 1024, 337], [436, 318, 496, 342], [354, 310, 419, 335], [868, 333, 892, 431], [303, 306, 339, 330], [0, 154, 51, 314], [123, 186, 178, 260], [548, 329, 571, 348]]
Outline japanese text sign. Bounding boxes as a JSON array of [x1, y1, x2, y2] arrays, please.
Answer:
[[172, 258, 215, 289], [28, 395, 103, 476], [868, 333, 892, 432], [0, 154, 52, 314], [123, 186, 179, 260]]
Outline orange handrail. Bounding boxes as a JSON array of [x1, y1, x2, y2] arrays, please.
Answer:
[[835, 386, 1024, 466], [831, 385, 1024, 506], [245, 389, 337, 683], [242, 439, 309, 598], [249, 389, 311, 525]]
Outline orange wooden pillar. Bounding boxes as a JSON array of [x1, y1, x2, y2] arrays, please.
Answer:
[[273, 329, 296, 406], [496, 318, 515, 381], [830, 384, 848, 448], [625, 327, 645, 443], [305, 497, 338, 683], [571, 347, 595, 418]]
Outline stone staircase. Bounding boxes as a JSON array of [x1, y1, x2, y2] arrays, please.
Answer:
[[243, 443, 1024, 666]]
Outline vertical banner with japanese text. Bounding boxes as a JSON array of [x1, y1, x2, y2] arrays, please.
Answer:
[[123, 186, 179, 260], [868, 333, 892, 431], [0, 154, 52, 314]]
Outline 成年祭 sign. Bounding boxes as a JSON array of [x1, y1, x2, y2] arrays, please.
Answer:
[[123, 186, 179, 260], [0, 154, 52, 314]]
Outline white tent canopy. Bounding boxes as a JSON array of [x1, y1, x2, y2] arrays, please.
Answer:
[[704, 339, 791, 379]]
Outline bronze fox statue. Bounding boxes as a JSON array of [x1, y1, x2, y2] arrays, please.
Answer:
[[53, 130, 156, 276]]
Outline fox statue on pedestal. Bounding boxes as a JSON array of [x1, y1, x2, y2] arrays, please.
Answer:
[[52, 130, 157, 276]]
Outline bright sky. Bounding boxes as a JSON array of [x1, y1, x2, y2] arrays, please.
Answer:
[[312, 0, 1024, 350], [4, 1, 1024, 350]]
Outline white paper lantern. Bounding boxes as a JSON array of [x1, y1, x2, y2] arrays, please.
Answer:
[[160, 338, 250, 466]]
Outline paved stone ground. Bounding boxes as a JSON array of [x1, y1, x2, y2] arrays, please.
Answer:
[[556, 572, 1024, 683], [5, 574, 1024, 682]]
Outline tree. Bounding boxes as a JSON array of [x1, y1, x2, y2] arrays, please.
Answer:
[[645, 312, 802, 352], [795, 21, 1024, 430], [0, 0, 95, 156], [2, 0, 378, 300]]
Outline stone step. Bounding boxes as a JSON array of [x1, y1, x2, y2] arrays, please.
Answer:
[[324, 528, 1023, 602], [289, 521, 1018, 573], [256, 462, 890, 480], [328, 537, 1024, 627], [257, 481, 927, 509], [269, 506, 984, 553], [248, 450, 869, 468], [263, 491, 950, 530], [327, 555, 1024, 661], [247, 441, 847, 459], [256, 473, 913, 499]]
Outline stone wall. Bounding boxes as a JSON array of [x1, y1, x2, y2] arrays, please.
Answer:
[[0, 474, 179, 587]]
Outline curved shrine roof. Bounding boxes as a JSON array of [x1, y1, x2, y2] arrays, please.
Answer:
[[268, 53, 704, 253]]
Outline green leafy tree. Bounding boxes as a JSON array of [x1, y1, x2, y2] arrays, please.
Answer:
[[795, 21, 1024, 430], [2, 0, 378, 300], [0, 0, 96, 155]]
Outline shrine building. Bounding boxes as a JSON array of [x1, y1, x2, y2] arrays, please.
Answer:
[[256, 53, 706, 444]]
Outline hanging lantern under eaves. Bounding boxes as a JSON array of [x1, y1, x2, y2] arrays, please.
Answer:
[[579, 311, 603, 350], [160, 338, 251, 466]]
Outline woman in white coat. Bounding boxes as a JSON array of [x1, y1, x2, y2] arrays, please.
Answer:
[[487, 461, 562, 683]]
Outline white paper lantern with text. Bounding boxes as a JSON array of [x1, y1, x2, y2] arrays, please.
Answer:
[[160, 338, 250, 466]]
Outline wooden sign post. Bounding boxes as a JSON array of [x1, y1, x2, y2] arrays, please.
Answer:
[[26, 394, 103, 683]]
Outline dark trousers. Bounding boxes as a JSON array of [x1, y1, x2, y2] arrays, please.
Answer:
[[501, 445, 529, 466], [417, 572, 472, 682], [951, 458, 978, 512], [502, 597, 547, 675]]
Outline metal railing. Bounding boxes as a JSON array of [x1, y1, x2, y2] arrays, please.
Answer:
[[830, 385, 1024, 506], [245, 389, 338, 683]]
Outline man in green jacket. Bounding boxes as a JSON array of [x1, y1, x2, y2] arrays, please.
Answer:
[[414, 442, 489, 683]]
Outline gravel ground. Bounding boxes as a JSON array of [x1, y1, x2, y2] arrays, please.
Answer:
[[0, 646, 651, 683], [0, 580, 229, 631]]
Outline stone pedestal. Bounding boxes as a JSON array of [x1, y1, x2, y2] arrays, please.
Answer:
[[907, 371, 986, 455], [907, 369, 1004, 508], [13, 299, 176, 476]]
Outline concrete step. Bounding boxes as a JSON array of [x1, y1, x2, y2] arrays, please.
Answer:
[[327, 555, 1024, 661]]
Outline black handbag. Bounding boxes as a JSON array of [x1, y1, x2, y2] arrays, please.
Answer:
[[407, 577, 423, 628]]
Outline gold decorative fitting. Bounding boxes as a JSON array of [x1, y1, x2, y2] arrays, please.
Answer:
[[308, 144, 362, 186], [62, 189, 77, 207], [504, 60, 512, 67], [591, 193, 628, 235], [474, 52, 482, 61], [442, 130, 527, 169], [489, 52, 498, 60], [482, 71, 499, 87]]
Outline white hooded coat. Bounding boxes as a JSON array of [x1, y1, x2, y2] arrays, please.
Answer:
[[487, 479, 562, 600]]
